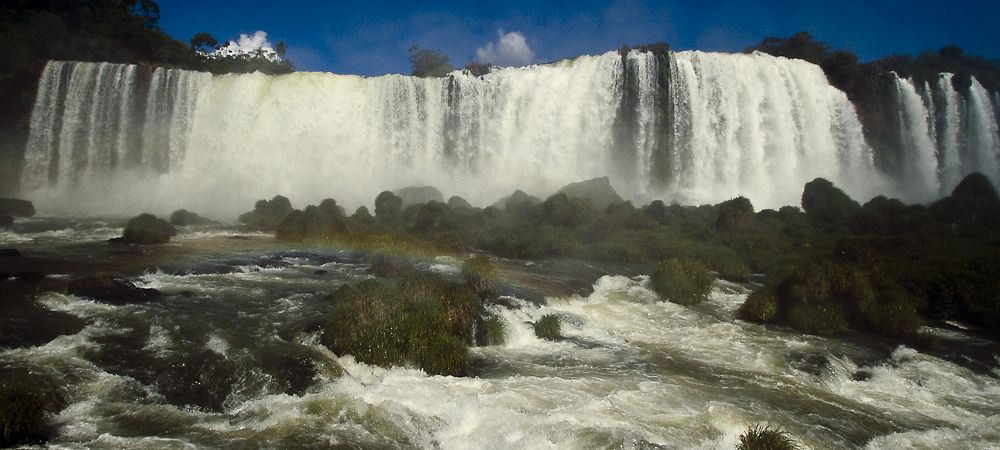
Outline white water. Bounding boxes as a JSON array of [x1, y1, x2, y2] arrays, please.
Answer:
[[3, 243, 999, 449], [893, 73, 1000, 196], [667, 51, 884, 207], [27, 50, 999, 218]]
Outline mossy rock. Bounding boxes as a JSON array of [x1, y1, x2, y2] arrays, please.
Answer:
[[120, 213, 177, 244], [169, 209, 216, 226]]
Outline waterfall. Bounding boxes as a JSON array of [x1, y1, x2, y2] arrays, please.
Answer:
[[22, 51, 999, 218], [892, 73, 1000, 196], [666, 51, 881, 208], [894, 75, 941, 201]]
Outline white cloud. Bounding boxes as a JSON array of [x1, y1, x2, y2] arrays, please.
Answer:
[[476, 29, 535, 67], [212, 30, 279, 61]]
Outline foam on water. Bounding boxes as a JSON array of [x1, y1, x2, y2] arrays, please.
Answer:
[[4, 260, 1000, 449]]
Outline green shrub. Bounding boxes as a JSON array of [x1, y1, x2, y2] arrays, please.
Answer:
[[121, 213, 177, 244], [736, 424, 799, 450], [369, 253, 411, 277], [864, 290, 922, 337], [801, 178, 861, 225], [787, 304, 848, 334], [716, 196, 755, 231], [738, 289, 779, 323], [462, 255, 501, 300], [1, 369, 62, 447], [238, 195, 293, 231], [534, 314, 561, 340], [374, 191, 403, 224], [482, 316, 508, 346], [323, 272, 482, 376], [713, 257, 751, 283], [651, 258, 714, 305], [275, 199, 347, 242]]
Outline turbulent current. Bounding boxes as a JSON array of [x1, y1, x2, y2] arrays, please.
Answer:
[[2, 221, 1000, 449], [19, 50, 1000, 217]]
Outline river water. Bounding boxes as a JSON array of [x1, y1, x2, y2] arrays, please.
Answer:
[[2, 217, 1000, 449]]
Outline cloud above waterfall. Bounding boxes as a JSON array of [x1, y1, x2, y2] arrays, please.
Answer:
[[212, 30, 279, 61], [476, 29, 536, 67]]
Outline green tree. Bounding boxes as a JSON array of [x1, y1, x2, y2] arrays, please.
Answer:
[[190, 32, 218, 52], [408, 44, 453, 77]]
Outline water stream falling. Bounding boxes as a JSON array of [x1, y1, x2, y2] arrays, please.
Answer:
[[22, 50, 1000, 218]]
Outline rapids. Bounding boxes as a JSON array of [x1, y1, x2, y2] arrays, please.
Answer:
[[2, 218, 999, 449]]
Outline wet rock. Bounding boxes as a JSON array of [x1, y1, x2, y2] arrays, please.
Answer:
[[394, 185, 445, 208], [14, 271, 44, 281], [118, 213, 178, 244], [0, 248, 21, 257], [553, 176, 625, 210], [169, 209, 218, 226], [67, 275, 161, 303], [0, 198, 35, 217], [851, 370, 873, 382]]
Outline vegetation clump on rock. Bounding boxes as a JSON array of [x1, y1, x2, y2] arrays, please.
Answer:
[[651, 258, 714, 306], [238, 195, 294, 232], [0, 368, 64, 448], [244, 171, 1000, 340], [736, 424, 800, 450], [461, 255, 501, 300], [533, 314, 562, 340], [323, 271, 489, 376]]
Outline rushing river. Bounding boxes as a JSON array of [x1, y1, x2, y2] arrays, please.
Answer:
[[2, 217, 1000, 449]]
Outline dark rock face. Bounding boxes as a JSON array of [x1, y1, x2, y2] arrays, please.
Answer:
[[394, 186, 445, 208], [0, 215, 13, 227], [66, 275, 161, 303], [0, 198, 35, 217], [0, 248, 21, 257], [553, 177, 625, 211], [169, 209, 217, 226], [119, 213, 178, 244]]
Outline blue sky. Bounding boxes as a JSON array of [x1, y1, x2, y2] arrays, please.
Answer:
[[155, 0, 1000, 76]]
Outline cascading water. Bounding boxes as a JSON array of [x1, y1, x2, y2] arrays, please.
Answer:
[[893, 75, 941, 201], [893, 72, 1000, 197], [19, 51, 1000, 217], [666, 51, 882, 207]]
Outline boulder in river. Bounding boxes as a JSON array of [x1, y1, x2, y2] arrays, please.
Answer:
[[67, 275, 161, 303]]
